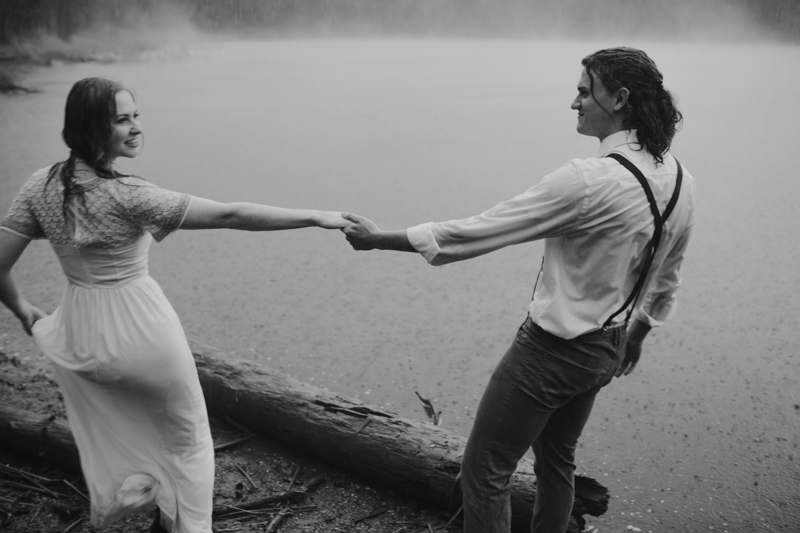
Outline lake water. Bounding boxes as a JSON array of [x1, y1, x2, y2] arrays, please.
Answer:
[[1, 39, 799, 532]]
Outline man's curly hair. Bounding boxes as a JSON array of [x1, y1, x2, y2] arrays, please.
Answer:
[[582, 47, 682, 164]]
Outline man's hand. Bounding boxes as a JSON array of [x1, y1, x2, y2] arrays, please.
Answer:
[[615, 338, 642, 377], [342, 213, 382, 250], [616, 318, 651, 377]]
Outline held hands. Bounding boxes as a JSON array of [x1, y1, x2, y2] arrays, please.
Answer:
[[341, 213, 381, 250]]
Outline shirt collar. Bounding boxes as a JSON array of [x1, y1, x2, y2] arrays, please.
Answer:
[[596, 129, 640, 158]]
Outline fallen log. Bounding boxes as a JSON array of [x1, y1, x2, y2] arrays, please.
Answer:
[[0, 340, 610, 532], [0, 406, 80, 471], [189, 340, 609, 532]]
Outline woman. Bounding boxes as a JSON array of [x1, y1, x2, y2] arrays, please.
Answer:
[[0, 77, 348, 533]]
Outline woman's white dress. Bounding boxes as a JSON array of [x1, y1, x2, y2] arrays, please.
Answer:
[[1, 166, 214, 533]]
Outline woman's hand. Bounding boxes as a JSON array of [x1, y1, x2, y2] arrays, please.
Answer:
[[315, 211, 350, 230], [16, 303, 47, 336]]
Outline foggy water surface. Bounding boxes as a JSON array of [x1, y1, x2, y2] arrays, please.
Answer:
[[1, 40, 799, 532]]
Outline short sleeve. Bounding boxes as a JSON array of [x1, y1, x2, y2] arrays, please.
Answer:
[[114, 178, 191, 242], [1, 177, 46, 240]]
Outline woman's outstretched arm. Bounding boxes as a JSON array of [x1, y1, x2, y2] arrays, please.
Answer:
[[180, 198, 348, 231], [0, 231, 47, 335]]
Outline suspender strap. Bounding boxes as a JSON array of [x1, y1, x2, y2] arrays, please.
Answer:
[[662, 156, 683, 221], [602, 153, 683, 329]]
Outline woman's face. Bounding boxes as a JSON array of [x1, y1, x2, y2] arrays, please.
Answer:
[[106, 90, 142, 163]]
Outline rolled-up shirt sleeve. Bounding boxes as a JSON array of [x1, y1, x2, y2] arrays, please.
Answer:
[[406, 222, 441, 263], [406, 163, 586, 266]]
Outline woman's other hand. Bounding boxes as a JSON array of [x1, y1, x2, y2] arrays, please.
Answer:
[[17, 303, 47, 336]]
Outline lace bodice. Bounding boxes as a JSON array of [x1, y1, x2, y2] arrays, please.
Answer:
[[1, 165, 191, 248]]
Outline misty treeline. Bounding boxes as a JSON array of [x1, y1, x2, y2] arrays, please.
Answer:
[[1, 0, 798, 44]]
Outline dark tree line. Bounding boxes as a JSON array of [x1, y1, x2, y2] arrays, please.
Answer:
[[1, 0, 158, 43], [1, 0, 798, 44]]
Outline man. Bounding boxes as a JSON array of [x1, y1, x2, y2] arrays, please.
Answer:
[[342, 47, 695, 533]]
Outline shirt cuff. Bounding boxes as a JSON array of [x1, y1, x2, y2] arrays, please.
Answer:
[[407, 222, 442, 265], [633, 302, 677, 328]]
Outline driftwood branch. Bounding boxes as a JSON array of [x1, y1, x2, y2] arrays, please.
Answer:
[[214, 436, 252, 452], [213, 476, 325, 518]]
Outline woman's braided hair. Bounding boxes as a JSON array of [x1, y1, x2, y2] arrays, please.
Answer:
[[47, 77, 133, 219], [582, 47, 682, 164]]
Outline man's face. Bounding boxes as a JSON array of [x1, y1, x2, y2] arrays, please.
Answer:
[[571, 68, 619, 141]]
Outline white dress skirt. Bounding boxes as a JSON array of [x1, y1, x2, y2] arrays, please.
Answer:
[[32, 234, 214, 533]]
